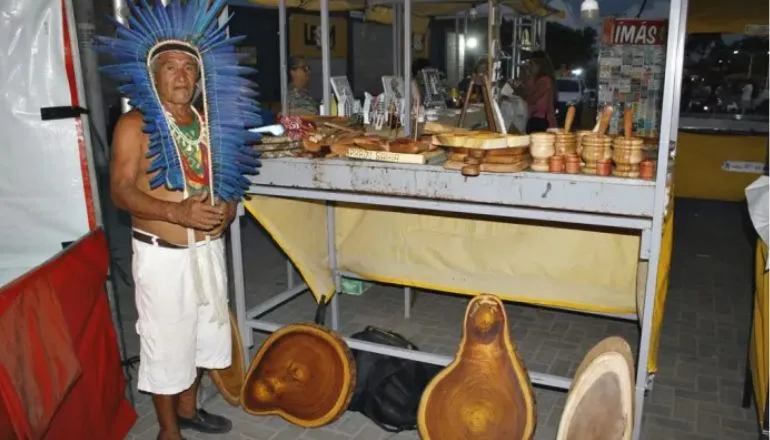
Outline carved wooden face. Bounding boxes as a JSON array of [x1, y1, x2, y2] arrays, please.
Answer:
[[465, 296, 504, 345]]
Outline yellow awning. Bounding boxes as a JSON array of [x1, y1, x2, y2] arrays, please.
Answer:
[[687, 0, 769, 34]]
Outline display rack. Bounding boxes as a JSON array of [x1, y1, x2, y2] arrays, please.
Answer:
[[229, 1, 689, 439]]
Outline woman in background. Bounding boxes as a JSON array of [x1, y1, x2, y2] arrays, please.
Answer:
[[287, 56, 320, 116], [515, 51, 557, 133]]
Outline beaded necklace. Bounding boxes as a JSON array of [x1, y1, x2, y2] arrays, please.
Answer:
[[167, 108, 210, 194]]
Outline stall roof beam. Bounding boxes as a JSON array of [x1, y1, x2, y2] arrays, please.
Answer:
[[244, 0, 564, 18]]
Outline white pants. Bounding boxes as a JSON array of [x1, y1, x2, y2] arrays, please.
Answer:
[[132, 232, 231, 395]]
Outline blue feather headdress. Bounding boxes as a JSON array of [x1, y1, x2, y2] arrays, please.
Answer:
[[94, 0, 261, 202]]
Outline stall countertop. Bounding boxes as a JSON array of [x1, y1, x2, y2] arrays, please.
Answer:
[[679, 114, 769, 136], [250, 158, 664, 227]]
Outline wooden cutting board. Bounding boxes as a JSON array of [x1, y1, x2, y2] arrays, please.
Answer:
[[433, 132, 530, 150]]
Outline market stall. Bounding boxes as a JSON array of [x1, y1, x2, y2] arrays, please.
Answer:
[[224, 0, 687, 439], [673, 0, 768, 201], [744, 175, 769, 439]]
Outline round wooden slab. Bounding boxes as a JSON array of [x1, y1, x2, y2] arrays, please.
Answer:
[[209, 310, 246, 406], [418, 295, 536, 440], [557, 337, 635, 440], [241, 322, 355, 428]]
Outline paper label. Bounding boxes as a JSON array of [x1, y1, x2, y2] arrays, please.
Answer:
[[722, 161, 767, 174]]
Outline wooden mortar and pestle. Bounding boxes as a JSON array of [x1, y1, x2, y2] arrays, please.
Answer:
[[553, 105, 578, 156], [529, 132, 556, 172], [612, 108, 644, 178], [581, 106, 614, 175]]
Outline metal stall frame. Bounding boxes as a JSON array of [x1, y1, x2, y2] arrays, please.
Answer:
[[225, 1, 688, 439]]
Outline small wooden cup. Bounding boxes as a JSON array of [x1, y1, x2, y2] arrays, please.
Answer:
[[548, 155, 565, 173], [596, 159, 613, 176], [639, 160, 656, 180]]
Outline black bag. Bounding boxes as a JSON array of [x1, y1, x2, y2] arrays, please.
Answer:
[[348, 326, 441, 433]]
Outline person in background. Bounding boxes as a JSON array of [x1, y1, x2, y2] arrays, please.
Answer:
[[411, 58, 432, 106], [515, 51, 557, 133], [287, 56, 320, 116], [458, 58, 489, 99], [741, 81, 754, 115]]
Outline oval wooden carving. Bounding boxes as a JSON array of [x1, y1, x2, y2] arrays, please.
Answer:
[[240, 322, 355, 428], [208, 310, 246, 406], [418, 294, 536, 440]]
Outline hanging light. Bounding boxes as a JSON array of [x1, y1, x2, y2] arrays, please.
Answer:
[[580, 0, 599, 22]]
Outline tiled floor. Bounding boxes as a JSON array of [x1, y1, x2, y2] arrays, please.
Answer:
[[113, 198, 762, 439]]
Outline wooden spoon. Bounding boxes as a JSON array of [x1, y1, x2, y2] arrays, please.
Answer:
[[564, 105, 576, 133], [623, 107, 634, 139]]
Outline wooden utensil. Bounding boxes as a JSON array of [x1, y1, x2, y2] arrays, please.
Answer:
[[593, 105, 615, 134], [564, 105, 576, 133], [596, 106, 613, 135], [556, 337, 635, 440], [241, 296, 355, 428], [418, 295, 536, 440], [623, 107, 634, 139]]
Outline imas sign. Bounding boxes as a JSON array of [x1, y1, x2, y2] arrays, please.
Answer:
[[602, 19, 667, 46]]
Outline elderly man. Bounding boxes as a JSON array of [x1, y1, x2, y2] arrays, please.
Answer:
[[96, 1, 262, 439]]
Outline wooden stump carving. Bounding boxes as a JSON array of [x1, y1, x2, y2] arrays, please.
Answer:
[[417, 294, 536, 440], [208, 310, 246, 406], [240, 322, 355, 428], [556, 336, 635, 440]]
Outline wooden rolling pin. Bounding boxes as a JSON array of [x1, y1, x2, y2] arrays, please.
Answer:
[[564, 105, 576, 133], [624, 107, 634, 138]]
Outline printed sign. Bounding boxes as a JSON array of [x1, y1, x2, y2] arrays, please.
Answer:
[[722, 161, 767, 174], [602, 19, 667, 46], [289, 14, 348, 58]]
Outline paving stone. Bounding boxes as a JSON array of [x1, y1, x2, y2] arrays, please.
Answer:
[[115, 199, 761, 439]]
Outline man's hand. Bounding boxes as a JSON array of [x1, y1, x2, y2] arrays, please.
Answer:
[[172, 193, 225, 230], [207, 201, 237, 237]]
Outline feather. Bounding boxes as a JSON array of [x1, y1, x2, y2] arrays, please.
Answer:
[[97, 0, 262, 201]]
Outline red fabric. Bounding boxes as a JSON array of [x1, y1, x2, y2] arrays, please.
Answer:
[[278, 115, 316, 140], [0, 278, 81, 439], [0, 230, 137, 439]]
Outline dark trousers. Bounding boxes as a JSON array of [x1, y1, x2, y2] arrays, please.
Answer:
[[526, 117, 549, 134]]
